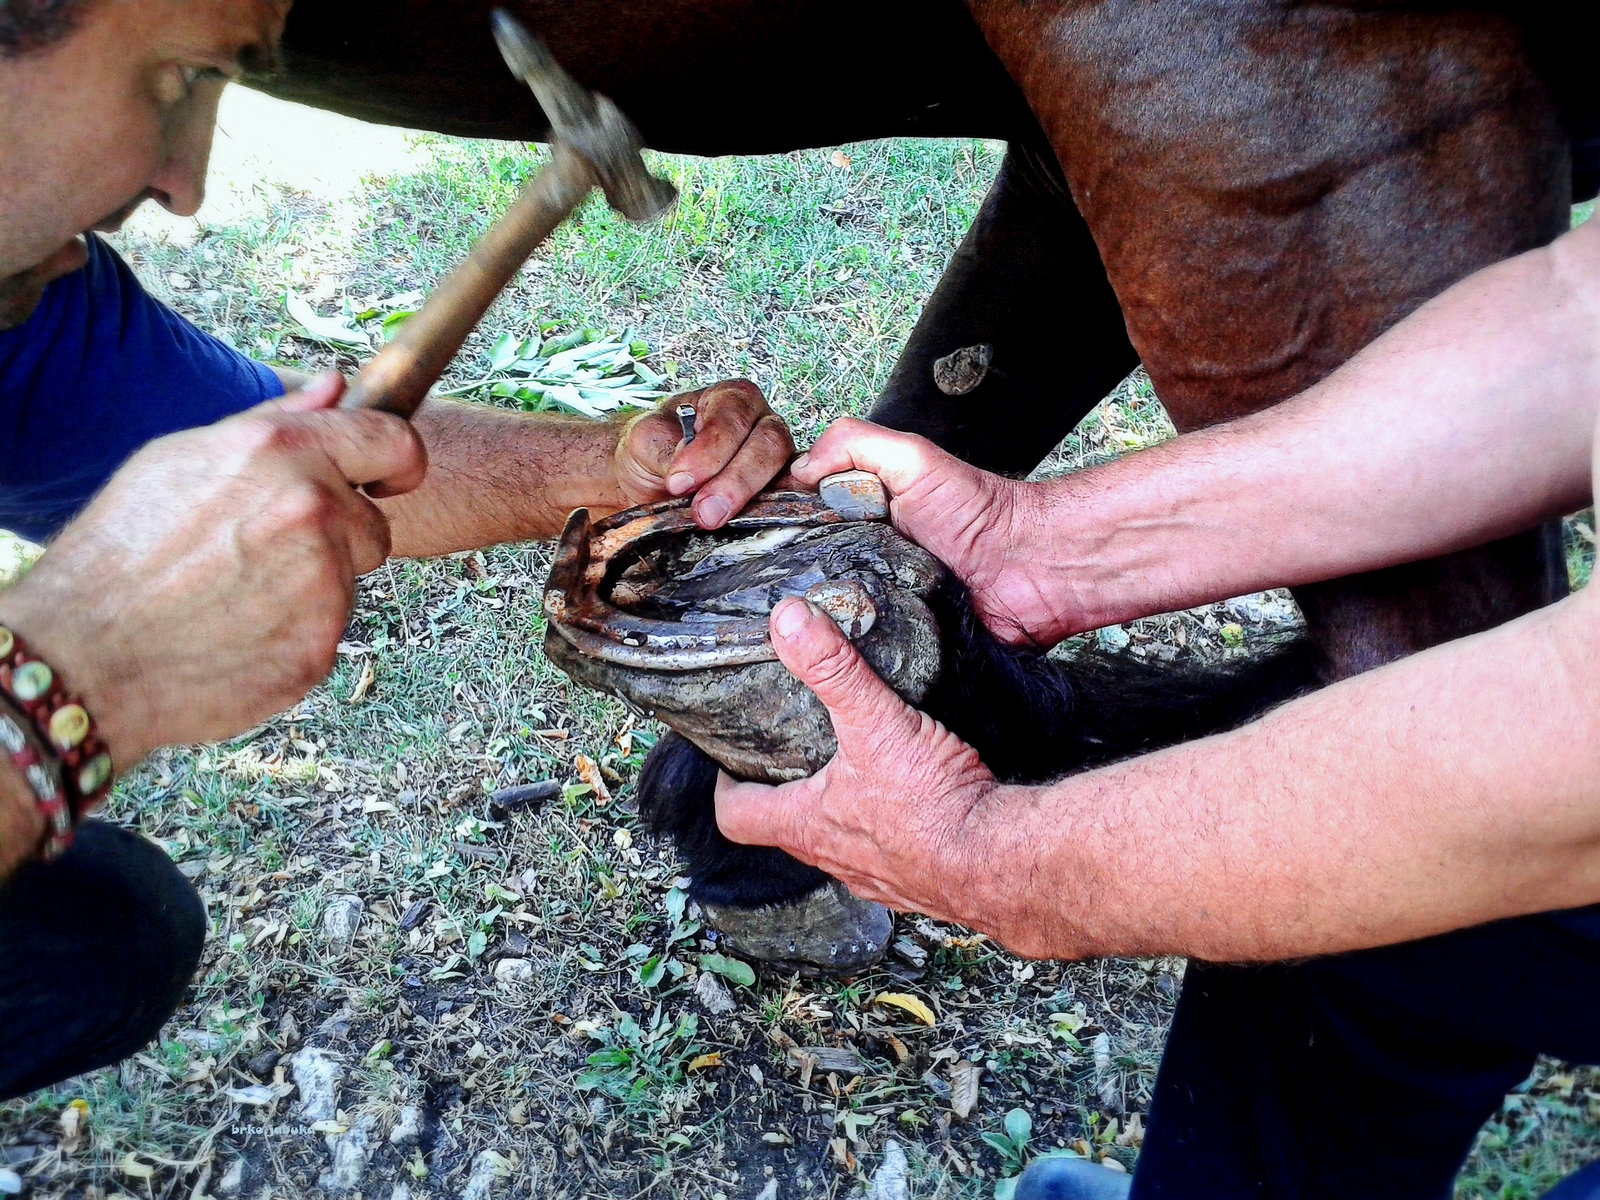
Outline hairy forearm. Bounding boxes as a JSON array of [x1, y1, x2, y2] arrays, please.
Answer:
[[270, 369, 631, 556], [1019, 219, 1600, 639], [378, 398, 628, 556], [963, 588, 1600, 961]]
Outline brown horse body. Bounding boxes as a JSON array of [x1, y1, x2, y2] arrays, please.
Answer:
[[265, 0, 1586, 678]]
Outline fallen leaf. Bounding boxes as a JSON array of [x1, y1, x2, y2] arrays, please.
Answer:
[[286, 291, 372, 352], [119, 1154, 155, 1181], [575, 753, 612, 805], [346, 660, 375, 704], [688, 1052, 724, 1072], [829, 150, 852, 170], [699, 953, 756, 988], [59, 1097, 88, 1154], [1116, 1112, 1145, 1148], [873, 992, 936, 1026], [949, 1059, 981, 1120], [227, 1085, 278, 1107]]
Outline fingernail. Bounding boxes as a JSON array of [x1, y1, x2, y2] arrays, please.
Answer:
[[668, 472, 695, 495], [792, 452, 810, 473], [773, 596, 811, 639], [696, 494, 729, 527]]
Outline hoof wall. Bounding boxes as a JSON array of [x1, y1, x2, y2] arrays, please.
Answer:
[[700, 880, 892, 975]]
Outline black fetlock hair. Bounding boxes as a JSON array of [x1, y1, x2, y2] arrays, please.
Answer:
[[637, 731, 832, 908], [637, 575, 1319, 908]]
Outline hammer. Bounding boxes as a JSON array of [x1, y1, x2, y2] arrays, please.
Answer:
[[338, 10, 676, 418]]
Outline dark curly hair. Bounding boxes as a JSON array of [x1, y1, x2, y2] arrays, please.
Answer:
[[0, 0, 94, 54]]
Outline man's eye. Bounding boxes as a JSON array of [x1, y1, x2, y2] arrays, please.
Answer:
[[161, 65, 226, 105]]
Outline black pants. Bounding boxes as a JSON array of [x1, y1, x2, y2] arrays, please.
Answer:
[[0, 820, 205, 1100], [1131, 905, 1600, 1198]]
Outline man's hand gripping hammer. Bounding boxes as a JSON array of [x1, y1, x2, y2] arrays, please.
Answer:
[[338, 9, 676, 419]]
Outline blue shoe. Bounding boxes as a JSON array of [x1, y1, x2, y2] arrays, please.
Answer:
[[1013, 1154, 1133, 1200], [1544, 1161, 1600, 1200]]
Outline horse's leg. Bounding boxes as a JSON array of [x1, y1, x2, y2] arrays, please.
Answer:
[[868, 135, 1138, 476], [638, 580, 1319, 972], [968, 0, 1573, 675]]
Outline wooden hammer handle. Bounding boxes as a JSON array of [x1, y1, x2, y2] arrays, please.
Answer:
[[340, 142, 595, 419]]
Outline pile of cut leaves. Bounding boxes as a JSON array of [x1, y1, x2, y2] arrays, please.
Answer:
[[445, 324, 672, 418], [285, 290, 671, 419]]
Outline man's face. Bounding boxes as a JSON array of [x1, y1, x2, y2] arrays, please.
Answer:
[[0, 0, 288, 329]]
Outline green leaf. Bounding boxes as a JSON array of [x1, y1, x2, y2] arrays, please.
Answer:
[[488, 330, 522, 370], [637, 955, 667, 989], [380, 310, 415, 336], [664, 885, 688, 926], [699, 953, 756, 989], [994, 1178, 1019, 1200], [1004, 1108, 1033, 1150], [466, 929, 487, 959]]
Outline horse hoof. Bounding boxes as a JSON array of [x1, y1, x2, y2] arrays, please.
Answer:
[[699, 880, 892, 975]]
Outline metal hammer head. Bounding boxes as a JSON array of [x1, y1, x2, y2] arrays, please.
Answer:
[[491, 9, 677, 222]]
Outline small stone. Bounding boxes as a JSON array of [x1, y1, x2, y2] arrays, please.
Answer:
[[322, 895, 365, 947], [1097, 625, 1131, 652], [0, 1167, 21, 1196], [167, 273, 192, 290], [693, 971, 737, 1016], [389, 1185, 413, 1200], [754, 1181, 779, 1200], [289, 1047, 344, 1122], [493, 958, 535, 986], [866, 1140, 910, 1200], [398, 898, 431, 931], [318, 1119, 371, 1193], [791, 1046, 869, 1076], [216, 1159, 246, 1196], [247, 1048, 279, 1078], [460, 1150, 511, 1200], [890, 938, 927, 968], [389, 1105, 424, 1146]]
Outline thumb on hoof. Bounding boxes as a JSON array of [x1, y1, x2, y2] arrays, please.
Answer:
[[769, 596, 914, 741], [713, 770, 807, 850]]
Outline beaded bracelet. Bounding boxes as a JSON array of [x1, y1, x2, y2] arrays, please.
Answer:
[[0, 693, 74, 859], [0, 624, 113, 829]]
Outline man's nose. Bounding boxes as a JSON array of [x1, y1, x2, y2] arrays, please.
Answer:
[[148, 90, 223, 218]]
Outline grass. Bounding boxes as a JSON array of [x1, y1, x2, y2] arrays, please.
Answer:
[[2, 94, 1597, 1198]]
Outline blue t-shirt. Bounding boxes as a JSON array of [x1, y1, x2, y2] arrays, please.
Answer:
[[0, 235, 285, 543]]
